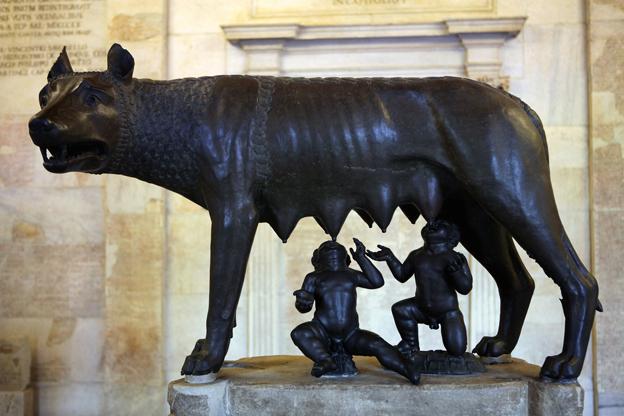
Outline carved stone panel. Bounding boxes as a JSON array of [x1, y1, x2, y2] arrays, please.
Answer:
[[251, 0, 495, 18]]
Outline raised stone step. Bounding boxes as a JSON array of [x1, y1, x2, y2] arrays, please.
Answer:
[[168, 355, 583, 416]]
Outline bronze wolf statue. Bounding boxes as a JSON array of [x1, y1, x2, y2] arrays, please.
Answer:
[[28, 44, 601, 381]]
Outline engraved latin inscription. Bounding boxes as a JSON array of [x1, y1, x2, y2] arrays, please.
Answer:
[[0, 0, 105, 77], [252, 0, 494, 18]]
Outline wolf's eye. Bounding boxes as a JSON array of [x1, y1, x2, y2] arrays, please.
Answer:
[[39, 94, 48, 108], [85, 94, 100, 107]]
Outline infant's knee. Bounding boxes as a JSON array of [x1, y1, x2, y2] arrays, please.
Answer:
[[442, 311, 467, 355], [391, 302, 409, 319], [290, 325, 312, 345]]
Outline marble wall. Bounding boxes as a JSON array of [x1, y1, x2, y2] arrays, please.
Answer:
[[0, 0, 621, 414], [588, 0, 624, 415]]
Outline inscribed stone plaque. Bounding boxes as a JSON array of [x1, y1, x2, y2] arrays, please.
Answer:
[[252, 0, 495, 18], [0, 0, 106, 113]]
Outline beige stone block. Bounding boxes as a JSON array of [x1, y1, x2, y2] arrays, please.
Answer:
[[109, 13, 164, 42], [526, 0, 584, 24], [0, 115, 38, 189], [0, 188, 104, 246], [594, 209, 624, 395], [512, 23, 587, 127], [0, 339, 30, 390], [592, 143, 624, 210], [104, 293, 163, 385], [0, 318, 104, 388], [164, 294, 208, 379], [169, 0, 247, 35], [590, 0, 624, 22], [592, 93, 624, 129], [169, 34, 228, 78], [590, 21, 624, 119], [551, 167, 589, 210], [544, 126, 588, 168], [169, 192, 206, 214], [0, 388, 33, 416], [106, 213, 164, 295], [21, 318, 105, 385], [0, 243, 104, 319], [104, 383, 164, 416], [105, 176, 164, 215], [107, 0, 167, 15], [168, 213, 211, 295], [37, 382, 103, 416], [18, 318, 104, 385], [0, 318, 104, 386]]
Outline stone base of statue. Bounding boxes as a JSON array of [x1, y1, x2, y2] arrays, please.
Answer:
[[168, 355, 583, 416]]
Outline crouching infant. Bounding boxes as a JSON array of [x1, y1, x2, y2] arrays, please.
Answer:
[[291, 239, 420, 384]]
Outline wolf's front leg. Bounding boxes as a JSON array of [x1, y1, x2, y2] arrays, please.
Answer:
[[181, 200, 258, 376]]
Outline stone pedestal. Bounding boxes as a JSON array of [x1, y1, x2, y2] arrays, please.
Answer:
[[168, 356, 583, 416]]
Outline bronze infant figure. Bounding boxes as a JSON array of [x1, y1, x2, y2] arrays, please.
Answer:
[[291, 239, 420, 384], [368, 221, 472, 358], [28, 44, 601, 381]]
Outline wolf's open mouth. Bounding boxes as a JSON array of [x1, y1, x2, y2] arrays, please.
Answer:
[[40, 141, 108, 172]]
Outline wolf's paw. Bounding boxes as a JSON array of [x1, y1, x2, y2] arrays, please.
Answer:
[[181, 339, 226, 376], [540, 353, 582, 381], [472, 336, 511, 357]]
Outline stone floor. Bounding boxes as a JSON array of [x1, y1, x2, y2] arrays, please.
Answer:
[[168, 355, 583, 416]]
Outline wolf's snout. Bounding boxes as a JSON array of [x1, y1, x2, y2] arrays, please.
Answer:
[[29, 117, 58, 145], [29, 117, 54, 133]]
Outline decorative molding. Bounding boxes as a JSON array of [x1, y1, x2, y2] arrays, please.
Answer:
[[223, 17, 525, 87], [223, 17, 525, 42]]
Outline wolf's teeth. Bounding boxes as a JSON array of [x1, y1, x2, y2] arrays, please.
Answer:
[[40, 147, 48, 162]]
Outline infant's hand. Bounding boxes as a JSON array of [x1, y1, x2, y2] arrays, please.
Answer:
[[294, 289, 313, 301], [366, 245, 393, 261], [350, 238, 366, 260], [447, 252, 466, 272], [295, 300, 313, 313]]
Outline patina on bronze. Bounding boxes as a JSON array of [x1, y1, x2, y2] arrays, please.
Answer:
[[28, 44, 601, 381]]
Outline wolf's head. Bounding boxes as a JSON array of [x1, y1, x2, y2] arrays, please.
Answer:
[[29, 44, 134, 174]]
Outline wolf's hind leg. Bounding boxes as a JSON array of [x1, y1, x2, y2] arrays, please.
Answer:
[[448, 198, 535, 358]]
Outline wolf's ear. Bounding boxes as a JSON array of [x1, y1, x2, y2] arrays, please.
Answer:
[[107, 43, 134, 82], [47, 47, 73, 82]]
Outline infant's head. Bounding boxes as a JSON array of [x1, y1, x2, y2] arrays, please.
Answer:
[[312, 241, 351, 270], [421, 220, 460, 248]]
